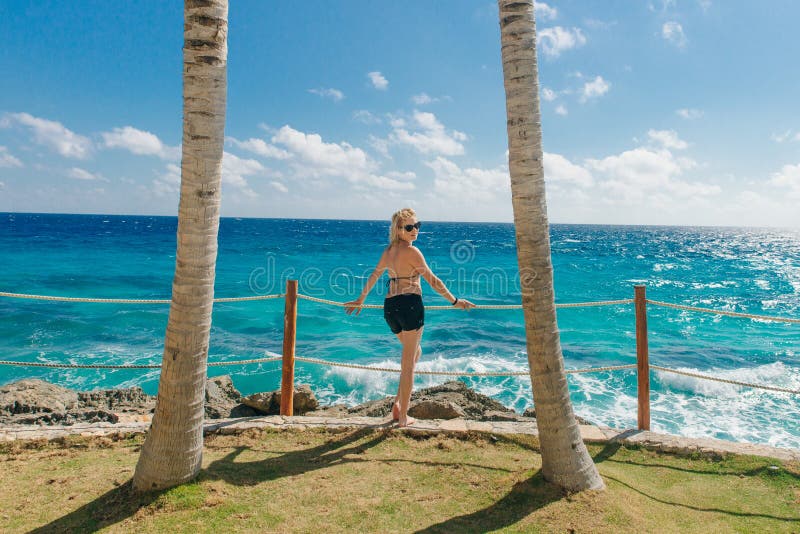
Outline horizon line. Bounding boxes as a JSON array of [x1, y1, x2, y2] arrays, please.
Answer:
[[2, 211, 798, 231]]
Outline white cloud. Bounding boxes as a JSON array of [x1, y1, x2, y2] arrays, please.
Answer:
[[369, 135, 392, 158], [555, 105, 568, 116], [308, 87, 345, 102], [390, 111, 466, 156], [544, 153, 593, 187], [534, 2, 558, 21], [367, 71, 389, 90], [352, 110, 382, 125], [537, 27, 587, 58], [68, 167, 104, 181], [698, 0, 712, 12], [387, 171, 416, 181], [426, 157, 509, 201], [719, 189, 798, 227], [5, 112, 92, 159], [541, 87, 557, 101], [0, 181, 4, 189], [647, 129, 688, 150], [273, 126, 372, 175], [771, 130, 793, 143], [768, 163, 800, 199], [662, 21, 687, 48], [222, 152, 265, 196], [587, 149, 681, 187], [649, 0, 677, 12], [152, 164, 181, 197], [552, 131, 724, 218], [358, 174, 416, 191], [770, 130, 800, 143], [583, 18, 616, 30], [586, 146, 716, 203], [270, 181, 289, 193], [152, 154, 265, 198], [228, 137, 292, 159], [676, 108, 704, 120], [101, 126, 180, 160], [0, 146, 23, 168], [579, 76, 611, 102], [543, 146, 702, 214], [411, 93, 438, 105], [271, 125, 414, 191]]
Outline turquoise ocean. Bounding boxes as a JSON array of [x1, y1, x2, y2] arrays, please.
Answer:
[[1, 213, 798, 448]]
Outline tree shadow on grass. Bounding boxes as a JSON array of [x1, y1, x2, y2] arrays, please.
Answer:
[[203, 427, 391, 485], [30, 480, 163, 533], [593, 441, 799, 522], [592, 440, 800, 480], [602, 473, 800, 522], [33, 427, 388, 532], [414, 470, 563, 533], [591, 440, 623, 464]]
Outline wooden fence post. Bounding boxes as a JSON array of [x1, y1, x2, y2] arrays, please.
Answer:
[[634, 285, 650, 430], [280, 279, 298, 416]]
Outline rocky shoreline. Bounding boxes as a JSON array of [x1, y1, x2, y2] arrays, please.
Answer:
[[0, 377, 568, 426]]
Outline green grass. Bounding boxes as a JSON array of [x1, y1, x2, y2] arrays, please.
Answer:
[[0, 428, 797, 533]]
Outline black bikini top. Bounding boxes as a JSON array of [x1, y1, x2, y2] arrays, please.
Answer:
[[387, 273, 420, 287]]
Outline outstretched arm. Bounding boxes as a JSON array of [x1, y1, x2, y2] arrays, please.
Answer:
[[409, 248, 475, 310], [345, 250, 387, 315]]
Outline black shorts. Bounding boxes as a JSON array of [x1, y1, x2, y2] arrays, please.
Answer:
[[384, 293, 425, 334]]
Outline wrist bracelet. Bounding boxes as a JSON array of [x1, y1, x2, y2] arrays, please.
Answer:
[[452, 297, 459, 306]]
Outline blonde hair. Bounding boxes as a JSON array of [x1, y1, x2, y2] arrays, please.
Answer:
[[389, 207, 417, 244]]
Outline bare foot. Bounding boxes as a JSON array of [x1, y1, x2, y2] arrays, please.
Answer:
[[392, 401, 400, 421], [397, 415, 416, 428]]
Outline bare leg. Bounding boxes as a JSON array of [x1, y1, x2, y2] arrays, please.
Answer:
[[392, 342, 422, 421], [395, 327, 424, 427]]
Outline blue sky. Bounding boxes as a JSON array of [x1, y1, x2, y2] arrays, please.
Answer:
[[1, 0, 798, 226]]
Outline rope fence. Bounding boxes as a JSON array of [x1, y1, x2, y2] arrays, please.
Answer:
[[2, 353, 796, 397], [646, 299, 800, 324], [0, 356, 283, 370], [2, 290, 796, 324], [293, 356, 637, 377], [1, 283, 798, 425], [296, 293, 634, 310], [651, 365, 800, 395], [1, 290, 796, 324], [0, 291, 284, 304]]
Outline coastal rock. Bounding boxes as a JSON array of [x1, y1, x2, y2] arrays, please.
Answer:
[[241, 391, 277, 414], [522, 407, 593, 425], [205, 375, 245, 419], [230, 404, 260, 418], [0, 380, 153, 425], [343, 396, 396, 418], [483, 410, 527, 422], [408, 400, 465, 420], [418, 381, 514, 419], [305, 404, 350, 417], [0, 379, 79, 417], [0, 377, 524, 426], [78, 386, 154, 414], [291, 384, 319, 414], [342, 380, 517, 420], [270, 384, 319, 415], [242, 384, 319, 415]]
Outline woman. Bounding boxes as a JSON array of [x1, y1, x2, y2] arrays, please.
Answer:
[[345, 208, 475, 427]]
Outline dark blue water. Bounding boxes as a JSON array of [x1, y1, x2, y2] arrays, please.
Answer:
[[1, 213, 798, 448]]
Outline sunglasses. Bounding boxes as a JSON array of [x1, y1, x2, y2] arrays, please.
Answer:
[[403, 222, 422, 232]]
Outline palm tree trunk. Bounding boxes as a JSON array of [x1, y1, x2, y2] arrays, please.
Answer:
[[133, 0, 228, 491], [497, 0, 604, 491]]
